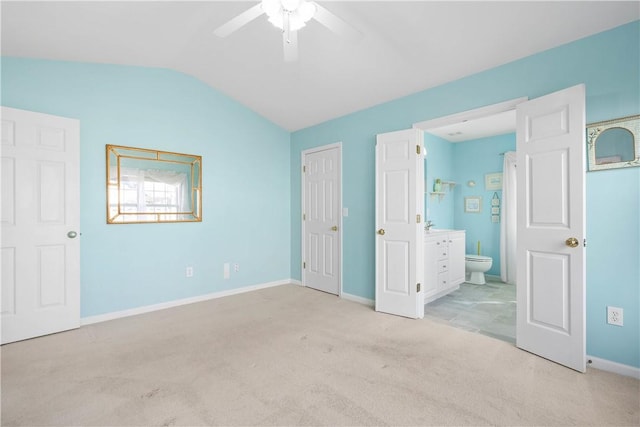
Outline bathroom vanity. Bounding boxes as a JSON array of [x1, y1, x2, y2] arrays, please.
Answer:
[[423, 229, 466, 304]]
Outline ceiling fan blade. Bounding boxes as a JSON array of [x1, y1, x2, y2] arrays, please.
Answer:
[[312, 3, 362, 42], [214, 3, 264, 38], [283, 30, 298, 62]]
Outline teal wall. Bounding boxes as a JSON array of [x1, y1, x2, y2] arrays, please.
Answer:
[[291, 21, 640, 368], [1, 58, 292, 317], [424, 132, 454, 230], [451, 133, 516, 276]]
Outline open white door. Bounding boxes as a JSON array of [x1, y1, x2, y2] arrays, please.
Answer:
[[515, 85, 586, 372], [375, 129, 424, 319], [1, 106, 80, 344]]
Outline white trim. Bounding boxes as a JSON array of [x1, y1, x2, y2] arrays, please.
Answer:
[[412, 97, 528, 130], [81, 279, 292, 326], [301, 142, 343, 297], [587, 356, 640, 379], [341, 292, 374, 307], [290, 279, 303, 286]]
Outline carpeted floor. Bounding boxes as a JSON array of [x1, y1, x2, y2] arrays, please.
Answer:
[[1, 284, 638, 426]]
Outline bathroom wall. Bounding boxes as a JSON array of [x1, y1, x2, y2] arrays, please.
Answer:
[[452, 133, 516, 276], [424, 132, 454, 230], [1, 57, 292, 318]]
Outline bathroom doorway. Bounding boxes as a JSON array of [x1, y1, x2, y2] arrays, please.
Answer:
[[414, 87, 587, 372], [413, 99, 522, 344]]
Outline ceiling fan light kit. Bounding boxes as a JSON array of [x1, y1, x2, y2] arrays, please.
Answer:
[[214, 0, 360, 62], [262, 0, 317, 31]]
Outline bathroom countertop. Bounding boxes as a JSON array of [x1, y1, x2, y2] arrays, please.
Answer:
[[424, 228, 463, 234]]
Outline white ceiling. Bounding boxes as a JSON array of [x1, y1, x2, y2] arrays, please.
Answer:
[[2, 1, 638, 132]]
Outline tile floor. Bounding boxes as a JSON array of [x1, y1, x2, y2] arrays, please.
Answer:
[[424, 276, 516, 343]]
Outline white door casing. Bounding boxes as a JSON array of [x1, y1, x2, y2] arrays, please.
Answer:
[[1, 106, 81, 344], [302, 144, 341, 295], [375, 129, 424, 319], [515, 84, 586, 372]]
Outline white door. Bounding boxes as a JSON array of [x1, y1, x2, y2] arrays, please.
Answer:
[[1, 106, 80, 344], [302, 144, 341, 295], [375, 129, 424, 319], [515, 85, 586, 372]]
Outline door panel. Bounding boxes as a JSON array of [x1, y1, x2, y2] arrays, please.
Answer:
[[1, 106, 80, 344], [302, 145, 341, 295], [375, 129, 424, 319], [516, 85, 586, 372], [529, 251, 569, 331], [383, 240, 410, 294], [528, 150, 569, 226]]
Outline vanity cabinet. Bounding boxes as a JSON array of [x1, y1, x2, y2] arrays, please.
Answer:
[[424, 230, 465, 304]]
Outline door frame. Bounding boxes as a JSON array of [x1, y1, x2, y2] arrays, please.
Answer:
[[301, 142, 343, 296]]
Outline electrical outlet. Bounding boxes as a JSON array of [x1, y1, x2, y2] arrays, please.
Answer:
[[185, 266, 193, 278], [234, 263, 240, 272], [607, 306, 623, 326]]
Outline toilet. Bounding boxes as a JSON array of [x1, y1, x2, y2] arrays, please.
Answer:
[[465, 255, 493, 285]]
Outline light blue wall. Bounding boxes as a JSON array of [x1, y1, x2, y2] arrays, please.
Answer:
[[424, 132, 454, 230], [1, 58, 292, 318], [290, 21, 640, 368], [452, 133, 516, 276]]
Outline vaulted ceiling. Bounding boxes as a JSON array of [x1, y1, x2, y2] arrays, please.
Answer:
[[2, 1, 638, 131]]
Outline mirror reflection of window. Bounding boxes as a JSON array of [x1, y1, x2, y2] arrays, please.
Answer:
[[595, 127, 635, 165], [106, 144, 202, 223], [116, 169, 188, 219]]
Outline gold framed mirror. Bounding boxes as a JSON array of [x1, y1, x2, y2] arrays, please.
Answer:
[[587, 114, 640, 171], [106, 145, 202, 223]]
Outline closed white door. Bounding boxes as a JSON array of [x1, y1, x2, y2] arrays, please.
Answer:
[[515, 85, 586, 372], [1, 106, 80, 344], [302, 144, 341, 295], [375, 129, 424, 319]]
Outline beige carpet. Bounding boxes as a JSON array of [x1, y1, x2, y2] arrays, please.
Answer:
[[1, 284, 638, 426]]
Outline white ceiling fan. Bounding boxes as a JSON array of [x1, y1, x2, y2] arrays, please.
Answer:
[[214, 0, 361, 62]]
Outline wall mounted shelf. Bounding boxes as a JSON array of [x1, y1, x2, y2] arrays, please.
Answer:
[[428, 180, 456, 202], [429, 192, 446, 202]]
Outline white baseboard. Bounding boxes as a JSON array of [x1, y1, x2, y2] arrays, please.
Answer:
[[81, 279, 293, 326], [587, 355, 640, 379], [341, 292, 374, 307]]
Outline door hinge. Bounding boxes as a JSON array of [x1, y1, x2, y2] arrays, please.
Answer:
[[303, 262, 306, 269], [303, 213, 306, 220], [416, 145, 421, 155], [416, 214, 421, 224], [584, 238, 587, 247], [303, 165, 306, 173], [417, 283, 421, 292]]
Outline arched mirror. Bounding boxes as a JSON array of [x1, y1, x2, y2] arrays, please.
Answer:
[[587, 115, 640, 171], [106, 145, 202, 223]]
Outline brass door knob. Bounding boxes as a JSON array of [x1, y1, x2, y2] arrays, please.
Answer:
[[377, 229, 386, 235], [565, 237, 579, 248], [331, 226, 338, 231]]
